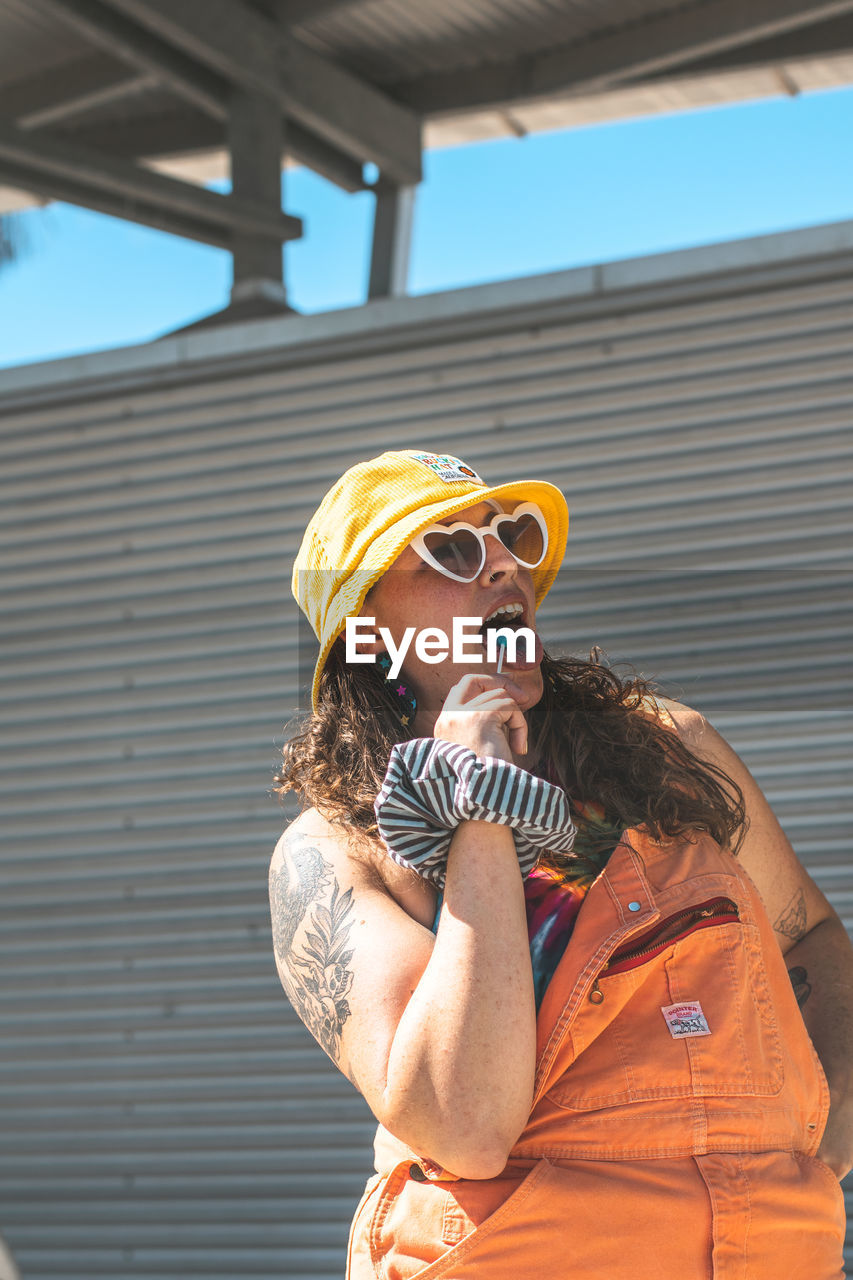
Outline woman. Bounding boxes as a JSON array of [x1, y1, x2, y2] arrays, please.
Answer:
[[270, 449, 851, 1278]]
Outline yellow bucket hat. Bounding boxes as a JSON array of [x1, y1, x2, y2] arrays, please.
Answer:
[[292, 449, 569, 710]]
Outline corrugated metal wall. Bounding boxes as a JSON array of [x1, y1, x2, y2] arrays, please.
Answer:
[[1, 224, 852, 1278]]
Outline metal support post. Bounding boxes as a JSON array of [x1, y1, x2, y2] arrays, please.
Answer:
[[368, 179, 416, 300], [227, 86, 289, 305]]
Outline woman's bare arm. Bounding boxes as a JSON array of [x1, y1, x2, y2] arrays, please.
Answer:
[[269, 804, 535, 1180], [270, 672, 541, 1178]]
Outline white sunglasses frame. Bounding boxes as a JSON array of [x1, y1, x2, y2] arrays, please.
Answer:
[[409, 501, 549, 583]]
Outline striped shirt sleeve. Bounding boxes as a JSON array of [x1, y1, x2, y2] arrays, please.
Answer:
[[374, 738, 576, 888]]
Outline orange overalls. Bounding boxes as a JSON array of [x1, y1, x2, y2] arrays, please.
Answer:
[[347, 829, 846, 1279]]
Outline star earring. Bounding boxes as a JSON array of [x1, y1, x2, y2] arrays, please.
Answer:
[[377, 653, 417, 728]]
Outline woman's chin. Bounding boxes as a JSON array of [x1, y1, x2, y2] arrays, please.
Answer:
[[514, 667, 545, 711]]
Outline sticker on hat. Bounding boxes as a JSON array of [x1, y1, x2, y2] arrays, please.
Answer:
[[409, 452, 484, 485], [661, 1002, 711, 1039]]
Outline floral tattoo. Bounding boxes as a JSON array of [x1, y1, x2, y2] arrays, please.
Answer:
[[270, 831, 356, 1064]]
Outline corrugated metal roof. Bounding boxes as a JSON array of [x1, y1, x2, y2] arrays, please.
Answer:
[[296, 0, 691, 82], [0, 0, 696, 86], [423, 49, 853, 145]]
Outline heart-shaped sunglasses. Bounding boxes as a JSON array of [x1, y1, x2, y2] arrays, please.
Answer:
[[409, 501, 548, 583]]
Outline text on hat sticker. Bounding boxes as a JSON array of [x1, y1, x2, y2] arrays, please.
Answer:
[[409, 452, 484, 485], [661, 1002, 711, 1038]]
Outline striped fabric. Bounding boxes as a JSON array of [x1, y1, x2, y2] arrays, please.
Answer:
[[374, 738, 577, 888]]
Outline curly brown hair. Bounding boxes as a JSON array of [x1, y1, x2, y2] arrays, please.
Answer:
[[273, 640, 746, 873]]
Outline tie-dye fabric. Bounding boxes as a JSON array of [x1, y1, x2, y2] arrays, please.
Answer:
[[522, 865, 586, 1008], [428, 798, 623, 1009], [521, 796, 626, 1005]]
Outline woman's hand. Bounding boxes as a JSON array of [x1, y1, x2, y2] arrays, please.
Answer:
[[433, 673, 529, 762]]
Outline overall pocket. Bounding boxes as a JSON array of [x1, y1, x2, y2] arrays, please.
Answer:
[[549, 896, 785, 1110], [365, 1159, 556, 1280]]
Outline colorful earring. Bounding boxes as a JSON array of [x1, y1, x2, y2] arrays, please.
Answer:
[[377, 653, 417, 728]]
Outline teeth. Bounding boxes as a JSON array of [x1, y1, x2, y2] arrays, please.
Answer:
[[483, 602, 523, 625]]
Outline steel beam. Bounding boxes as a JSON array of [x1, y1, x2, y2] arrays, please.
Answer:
[[397, 0, 853, 113], [25, 1, 368, 191], [29, 0, 227, 119], [277, 40, 421, 185], [0, 53, 146, 127], [100, 0, 422, 183], [285, 125, 365, 193], [0, 118, 302, 243], [102, 0, 275, 83], [21, 75, 154, 131], [368, 180, 415, 300], [0, 159, 230, 247], [63, 110, 366, 194]]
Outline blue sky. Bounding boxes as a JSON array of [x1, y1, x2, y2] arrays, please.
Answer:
[[1, 84, 852, 370]]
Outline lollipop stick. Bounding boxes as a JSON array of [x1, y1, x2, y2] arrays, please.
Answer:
[[496, 635, 507, 676]]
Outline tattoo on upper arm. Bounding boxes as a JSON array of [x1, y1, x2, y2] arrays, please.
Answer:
[[774, 888, 807, 943], [788, 965, 812, 1009], [269, 831, 356, 1065]]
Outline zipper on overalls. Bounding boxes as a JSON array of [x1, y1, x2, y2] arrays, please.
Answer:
[[588, 896, 739, 1002]]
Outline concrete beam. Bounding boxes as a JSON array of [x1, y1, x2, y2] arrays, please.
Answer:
[[0, 117, 302, 243], [100, 0, 422, 182], [397, 0, 853, 113]]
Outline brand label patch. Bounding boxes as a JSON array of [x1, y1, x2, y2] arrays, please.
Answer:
[[661, 1002, 711, 1038], [409, 452, 484, 485]]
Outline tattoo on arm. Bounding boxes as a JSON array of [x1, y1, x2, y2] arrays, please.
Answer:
[[270, 831, 356, 1065], [774, 888, 807, 943], [788, 965, 812, 1009]]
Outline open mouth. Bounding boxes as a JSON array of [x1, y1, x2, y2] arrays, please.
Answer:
[[475, 599, 542, 670], [478, 601, 529, 646]]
